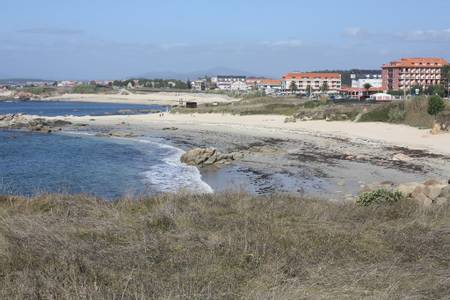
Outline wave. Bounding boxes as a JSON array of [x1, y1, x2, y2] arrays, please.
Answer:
[[63, 131, 213, 194], [135, 138, 214, 194]]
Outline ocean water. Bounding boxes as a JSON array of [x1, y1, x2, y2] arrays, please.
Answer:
[[0, 130, 212, 199], [0, 100, 169, 117]]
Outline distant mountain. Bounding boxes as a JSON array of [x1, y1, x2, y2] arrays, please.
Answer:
[[0, 78, 55, 84], [135, 67, 258, 80]]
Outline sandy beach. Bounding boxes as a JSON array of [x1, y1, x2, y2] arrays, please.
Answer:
[[46, 92, 238, 106], [44, 112, 448, 199], [66, 113, 450, 155]]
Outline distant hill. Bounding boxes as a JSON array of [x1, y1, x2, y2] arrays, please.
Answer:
[[0, 78, 55, 84], [136, 67, 257, 80]]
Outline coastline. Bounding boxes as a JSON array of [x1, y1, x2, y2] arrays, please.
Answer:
[[62, 113, 450, 155], [56, 112, 450, 199], [44, 92, 239, 106]]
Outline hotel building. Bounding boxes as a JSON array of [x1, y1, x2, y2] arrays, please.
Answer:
[[281, 72, 341, 92], [382, 57, 449, 91]]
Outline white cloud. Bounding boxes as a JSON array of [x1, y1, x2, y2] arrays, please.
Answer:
[[398, 29, 450, 42]]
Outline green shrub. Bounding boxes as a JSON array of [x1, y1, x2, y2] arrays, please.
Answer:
[[71, 84, 98, 94], [357, 189, 405, 206], [303, 100, 323, 109], [387, 108, 406, 123], [359, 105, 392, 122], [428, 95, 445, 118]]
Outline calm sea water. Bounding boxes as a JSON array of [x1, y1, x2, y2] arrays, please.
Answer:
[[0, 100, 169, 117], [0, 101, 211, 199]]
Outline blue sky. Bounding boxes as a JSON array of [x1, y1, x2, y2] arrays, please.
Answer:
[[1, 0, 450, 79]]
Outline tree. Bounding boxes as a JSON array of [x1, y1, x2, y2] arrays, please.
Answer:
[[186, 80, 192, 90], [321, 82, 329, 92], [289, 81, 298, 92], [425, 85, 446, 97], [363, 83, 372, 96], [427, 95, 445, 119]]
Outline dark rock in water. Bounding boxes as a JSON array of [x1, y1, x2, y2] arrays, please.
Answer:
[[181, 147, 236, 167], [162, 127, 178, 131], [108, 131, 140, 138], [0, 114, 71, 133]]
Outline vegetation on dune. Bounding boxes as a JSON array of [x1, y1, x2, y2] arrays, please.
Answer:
[[428, 95, 445, 119], [357, 189, 405, 206], [0, 193, 450, 299], [174, 96, 305, 116]]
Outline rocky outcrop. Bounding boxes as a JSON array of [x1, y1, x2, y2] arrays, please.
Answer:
[[180, 148, 237, 167], [0, 114, 71, 133], [107, 131, 141, 138], [363, 179, 450, 207]]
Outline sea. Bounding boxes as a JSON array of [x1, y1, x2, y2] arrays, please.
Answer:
[[0, 101, 213, 199]]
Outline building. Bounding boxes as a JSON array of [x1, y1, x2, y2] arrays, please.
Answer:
[[382, 57, 449, 91], [257, 79, 282, 94], [340, 87, 384, 100], [211, 75, 247, 90], [192, 79, 207, 91], [282, 72, 341, 93], [351, 73, 382, 88]]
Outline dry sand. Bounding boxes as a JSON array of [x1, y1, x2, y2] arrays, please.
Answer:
[[65, 113, 450, 155], [46, 92, 238, 105]]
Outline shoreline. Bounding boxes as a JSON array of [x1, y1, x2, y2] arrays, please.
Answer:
[[43, 91, 239, 106], [3, 108, 450, 199], [57, 112, 450, 199], [62, 112, 450, 155]]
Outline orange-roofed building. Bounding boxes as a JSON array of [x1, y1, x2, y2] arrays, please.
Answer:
[[382, 57, 449, 91], [281, 72, 341, 92]]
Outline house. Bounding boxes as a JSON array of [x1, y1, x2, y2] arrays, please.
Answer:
[[370, 93, 394, 102], [351, 73, 382, 88], [382, 57, 449, 91], [257, 79, 282, 94], [211, 75, 247, 90], [340, 87, 384, 100], [282, 72, 341, 93]]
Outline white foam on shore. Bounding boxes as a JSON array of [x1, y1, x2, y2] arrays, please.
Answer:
[[135, 138, 214, 194], [63, 131, 213, 194]]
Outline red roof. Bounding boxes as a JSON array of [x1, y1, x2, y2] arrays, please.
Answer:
[[283, 72, 341, 80], [259, 79, 281, 85], [383, 57, 449, 68]]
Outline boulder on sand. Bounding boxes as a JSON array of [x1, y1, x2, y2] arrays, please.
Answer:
[[180, 148, 236, 167]]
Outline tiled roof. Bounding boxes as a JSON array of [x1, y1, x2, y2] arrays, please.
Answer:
[[383, 57, 449, 68], [283, 72, 341, 80], [259, 79, 282, 85]]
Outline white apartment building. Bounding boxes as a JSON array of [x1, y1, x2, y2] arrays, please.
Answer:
[[282, 72, 341, 92], [211, 75, 247, 90]]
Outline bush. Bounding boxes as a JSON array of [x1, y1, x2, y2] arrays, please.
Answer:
[[71, 84, 98, 94], [358, 105, 392, 122], [428, 95, 445, 117], [357, 189, 405, 206]]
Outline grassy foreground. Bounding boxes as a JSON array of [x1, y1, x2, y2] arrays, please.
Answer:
[[0, 193, 449, 299]]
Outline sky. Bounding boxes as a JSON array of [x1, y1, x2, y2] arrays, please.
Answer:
[[1, 0, 450, 80]]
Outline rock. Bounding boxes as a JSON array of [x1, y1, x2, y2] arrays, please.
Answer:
[[439, 186, 450, 199], [162, 127, 178, 131], [435, 197, 448, 206], [180, 148, 236, 167], [108, 131, 140, 138], [392, 153, 413, 162], [284, 117, 296, 123], [431, 123, 441, 135], [412, 192, 433, 207], [423, 185, 445, 200], [398, 182, 423, 197]]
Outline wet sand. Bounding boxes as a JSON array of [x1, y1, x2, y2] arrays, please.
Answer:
[[57, 113, 450, 200]]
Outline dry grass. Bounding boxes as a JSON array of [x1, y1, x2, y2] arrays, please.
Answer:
[[0, 193, 449, 299]]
